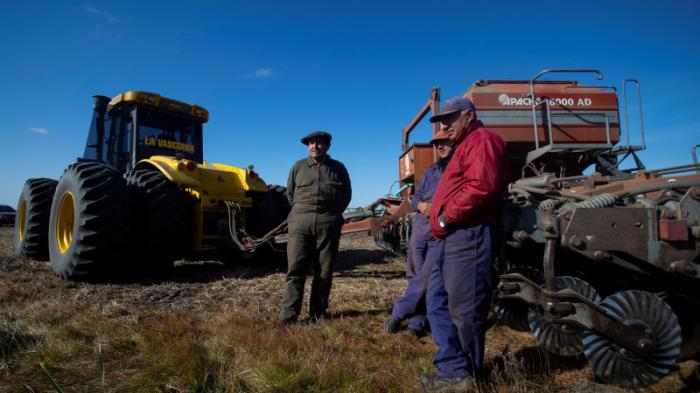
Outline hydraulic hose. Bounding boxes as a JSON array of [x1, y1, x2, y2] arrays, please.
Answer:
[[510, 184, 592, 201], [614, 178, 700, 198], [556, 179, 700, 217]]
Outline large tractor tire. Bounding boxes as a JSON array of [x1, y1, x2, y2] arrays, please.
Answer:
[[248, 184, 290, 238], [48, 162, 132, 278], [126, 168, 191, 269], [267, 184, 292, 216], [14, 178, 58, 259]]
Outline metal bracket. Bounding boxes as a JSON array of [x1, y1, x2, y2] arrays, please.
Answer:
[[498, 273, 657, 356]]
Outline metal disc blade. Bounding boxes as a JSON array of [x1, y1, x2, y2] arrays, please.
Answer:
[[529, 276, 601, 356], [493, 300, 531, 331], [493, 266, 543, 332], [582, 290, 682, 388]]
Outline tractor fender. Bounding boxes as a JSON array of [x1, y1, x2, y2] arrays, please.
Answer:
[[135, 156, 201, 187]]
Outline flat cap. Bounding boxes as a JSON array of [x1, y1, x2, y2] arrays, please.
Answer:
[[301, 130, 332, 145], [429, 96, 476, 123]]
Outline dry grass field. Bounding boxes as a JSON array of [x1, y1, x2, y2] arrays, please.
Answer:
[[0, 226, 697, 392]]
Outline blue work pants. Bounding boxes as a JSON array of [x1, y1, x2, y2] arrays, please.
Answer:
[[393, 217, 432, 332], [426, 224, 494, 378], [391, 234, 432, 331]]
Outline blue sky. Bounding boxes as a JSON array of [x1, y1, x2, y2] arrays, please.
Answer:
[[1, 1, 699, 207]]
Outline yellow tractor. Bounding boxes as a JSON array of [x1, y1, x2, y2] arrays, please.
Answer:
[[14, 92, 290, 278]]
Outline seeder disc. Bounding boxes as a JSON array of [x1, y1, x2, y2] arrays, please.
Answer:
[[493, 266, 544, 331], [582, 290, 682, 388], [529, 276, 601, 356]]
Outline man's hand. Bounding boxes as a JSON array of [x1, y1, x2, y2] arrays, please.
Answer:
[[417, 201, 431, 217]]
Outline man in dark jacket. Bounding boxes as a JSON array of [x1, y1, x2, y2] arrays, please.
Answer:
[[385, 130, 454, 337], [421, 97, 508, 391], [280, 131, 352, 324]]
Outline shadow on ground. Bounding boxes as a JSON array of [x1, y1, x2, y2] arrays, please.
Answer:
[[336, 248, 398, 270], [480, 344, 589, 390], [78, 246, 398, 285], [77, 251, 287, 285]]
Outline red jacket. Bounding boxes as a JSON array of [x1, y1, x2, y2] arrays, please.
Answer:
[[429, 121, 508, 238]]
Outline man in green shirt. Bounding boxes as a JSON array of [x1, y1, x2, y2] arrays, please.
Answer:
[[280, 131, 352, 324]]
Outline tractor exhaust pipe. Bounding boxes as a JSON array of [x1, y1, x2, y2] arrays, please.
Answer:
[[88, 96, 111, 162], [92, 95, 110, 115]]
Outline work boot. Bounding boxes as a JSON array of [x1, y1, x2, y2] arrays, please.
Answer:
[[401, 328, 426, 338], [419, 373, 476, 392], [384, 317, 401, 333], [309, 313, 330, 325]]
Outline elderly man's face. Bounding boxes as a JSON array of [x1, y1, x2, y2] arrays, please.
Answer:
[[307, 138, 330, 159], [440, 109, 475, 141], [434, 139, 455, 159]]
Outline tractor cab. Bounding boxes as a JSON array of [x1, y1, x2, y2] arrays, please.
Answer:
[[82, 91, 208, 173]]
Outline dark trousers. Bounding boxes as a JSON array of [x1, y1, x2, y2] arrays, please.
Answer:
[[391, 219, 432, 332], [426, 224, 494, 379], [406, 217, 430, 278], [281, 212, 342, 320]]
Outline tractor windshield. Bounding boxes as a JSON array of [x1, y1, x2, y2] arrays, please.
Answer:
[[135, 107, 203, 163]]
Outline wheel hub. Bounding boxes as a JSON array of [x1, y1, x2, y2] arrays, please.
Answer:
[[611, 319, 655, 362], [56, 192, 75, 254], [18, 199, 27, 241]]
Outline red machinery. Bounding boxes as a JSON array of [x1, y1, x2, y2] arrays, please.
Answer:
[[349, 69, 700, 388], [344, 69, 635, 256]]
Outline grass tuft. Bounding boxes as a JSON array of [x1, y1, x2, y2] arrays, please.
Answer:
[[0, 311, 40, 376], [38, 362, 66, 393]]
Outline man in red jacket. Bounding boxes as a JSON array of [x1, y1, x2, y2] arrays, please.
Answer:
[[420, 96, 508, 392]]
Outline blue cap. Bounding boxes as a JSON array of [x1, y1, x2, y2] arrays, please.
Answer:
[[429, 96, 476, 123]]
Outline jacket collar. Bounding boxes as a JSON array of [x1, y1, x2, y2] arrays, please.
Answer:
[[307, 154, 330, 166], [454, 120, 483, 145]]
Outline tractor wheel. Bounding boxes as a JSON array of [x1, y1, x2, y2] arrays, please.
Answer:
[[248, 185, 290, 238], [126, 168, 191, 270], [49, 162, 131, 278], [14, 178, 58, 259], [267, 184, 291, 217]]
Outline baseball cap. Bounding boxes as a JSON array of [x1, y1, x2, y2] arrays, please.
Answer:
[[429, 130, 451, 144], [429, 96, 476, 123]]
